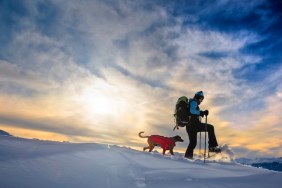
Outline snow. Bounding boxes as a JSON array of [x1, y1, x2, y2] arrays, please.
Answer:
[[0, 135, 281, 188]]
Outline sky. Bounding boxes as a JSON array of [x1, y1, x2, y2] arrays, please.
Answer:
[[0, 0, 281, 158]]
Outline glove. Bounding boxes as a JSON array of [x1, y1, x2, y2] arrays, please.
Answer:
[[200, 111, 205, 117], [204, 110, 209, 116]]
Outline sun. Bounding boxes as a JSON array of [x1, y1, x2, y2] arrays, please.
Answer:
[[82, 90, 112, 115], [77, 82, 127, 119], [79, 87, 115, 116]]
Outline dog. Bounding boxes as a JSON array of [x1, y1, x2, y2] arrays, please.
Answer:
[[139, 131, 184, 155]]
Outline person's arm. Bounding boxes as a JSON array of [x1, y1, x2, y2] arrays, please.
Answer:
[[190, 100, 200, 116]]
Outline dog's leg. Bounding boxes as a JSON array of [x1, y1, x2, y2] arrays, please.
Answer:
[[143, 146, 150, 151], [169, 149, 174, 155], [147, 138, 155, 152], [162, 149, 166, 155], [148, 145, 155, 152]]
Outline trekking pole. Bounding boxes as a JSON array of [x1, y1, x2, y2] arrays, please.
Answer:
[[199, 117, 202, 156], [199, 132, 201, 155], [204, 115, 207, 163]]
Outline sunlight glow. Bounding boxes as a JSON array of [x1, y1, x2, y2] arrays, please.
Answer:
[[77, 80, 129, 121], [83, 90, 112, 115]]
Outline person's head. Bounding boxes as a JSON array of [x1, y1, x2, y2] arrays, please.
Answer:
[[193, 91, 204, 104]]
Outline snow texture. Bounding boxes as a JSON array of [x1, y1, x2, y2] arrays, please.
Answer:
[[0, 135, 281, 188]]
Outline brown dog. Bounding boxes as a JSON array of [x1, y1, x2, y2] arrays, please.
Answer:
[[139, 131, 184, 155]]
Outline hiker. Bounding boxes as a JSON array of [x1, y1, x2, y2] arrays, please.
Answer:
[[184, 91, 221, 159]]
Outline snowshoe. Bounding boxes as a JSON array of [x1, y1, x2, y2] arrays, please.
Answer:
[[205, 144, 235, 162], [209, 146, 221, 153]]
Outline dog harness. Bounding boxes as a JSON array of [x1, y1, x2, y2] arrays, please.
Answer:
[[150, 135, 175, 150]]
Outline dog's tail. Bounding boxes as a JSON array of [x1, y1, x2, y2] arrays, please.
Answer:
[[138, 131, 149, 138]]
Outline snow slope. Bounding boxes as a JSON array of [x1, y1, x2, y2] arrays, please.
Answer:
[[0, 135, 281, 188]]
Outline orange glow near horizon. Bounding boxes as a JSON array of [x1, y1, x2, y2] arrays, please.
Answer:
[[1, 126, 70, 142]]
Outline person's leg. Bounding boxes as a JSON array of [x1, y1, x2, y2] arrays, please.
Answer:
[[194, 123, 218, 148], [206, 124, 218, 148], [185, 127, 197, 159]]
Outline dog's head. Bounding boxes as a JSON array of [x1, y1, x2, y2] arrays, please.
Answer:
[[173, 135, 184, 142]]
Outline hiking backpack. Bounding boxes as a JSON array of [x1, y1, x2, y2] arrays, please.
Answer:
[[173, 96, 191, 131]]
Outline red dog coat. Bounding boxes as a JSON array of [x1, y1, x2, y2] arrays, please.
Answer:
[[150, 135, 175, 150]]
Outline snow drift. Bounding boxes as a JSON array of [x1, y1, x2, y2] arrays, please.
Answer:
[[0, 135, 281, 188]]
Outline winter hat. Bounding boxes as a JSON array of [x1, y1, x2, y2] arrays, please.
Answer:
[[194, 91, 204, 99]]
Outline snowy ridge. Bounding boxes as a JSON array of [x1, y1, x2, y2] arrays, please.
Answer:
[[236, 157, 282, 165], [0, 135, 281, 188], [0, 130, 12, 136], [235, 157, 282, 172]]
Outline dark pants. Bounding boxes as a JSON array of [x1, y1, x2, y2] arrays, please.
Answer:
[[185, 118, 218, 158]]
